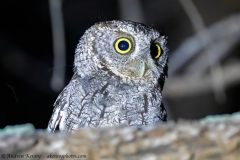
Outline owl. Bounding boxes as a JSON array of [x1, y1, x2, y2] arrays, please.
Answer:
[[48, 20, 168, 132]]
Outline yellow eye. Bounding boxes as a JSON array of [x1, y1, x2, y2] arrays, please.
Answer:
[[114, 38, 132, 54], [150, 43, 162, 59]]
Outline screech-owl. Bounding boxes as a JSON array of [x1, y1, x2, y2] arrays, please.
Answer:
[[48, 20, 169, 132]]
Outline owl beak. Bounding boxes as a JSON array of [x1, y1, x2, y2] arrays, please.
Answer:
[[138, 61, 146, 77], [127, 60, 146, 77]]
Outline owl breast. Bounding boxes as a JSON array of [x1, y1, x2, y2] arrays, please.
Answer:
[[68, 69, 165, 129]]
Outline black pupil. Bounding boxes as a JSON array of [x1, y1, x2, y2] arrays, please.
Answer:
[[118, 41, 129, 51], [150, 43, 159, 59]]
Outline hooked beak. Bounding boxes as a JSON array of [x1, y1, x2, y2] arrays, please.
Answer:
[[127, 60, 146, 77]]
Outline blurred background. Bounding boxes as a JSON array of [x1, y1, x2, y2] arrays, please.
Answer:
[[0, 0, 239, 129]]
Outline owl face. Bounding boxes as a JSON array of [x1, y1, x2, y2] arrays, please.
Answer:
[[75, 20, 168, 86]]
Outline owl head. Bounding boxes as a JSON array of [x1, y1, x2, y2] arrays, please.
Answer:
[[74, 20, 168, 88]]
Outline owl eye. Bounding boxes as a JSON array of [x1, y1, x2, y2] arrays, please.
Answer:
[[150, 43, 162, 59], [114, 38, 132, 54]]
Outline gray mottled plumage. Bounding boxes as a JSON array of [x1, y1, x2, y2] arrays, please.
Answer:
[[48, 20, 168, 132]]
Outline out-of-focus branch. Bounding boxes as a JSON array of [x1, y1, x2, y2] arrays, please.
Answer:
[[169, 14, 240, 76], [179, 0, 226, 104], [49, 0, 66, 92], [164, 62, 240, 98], [118, 0, 145, 23]]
